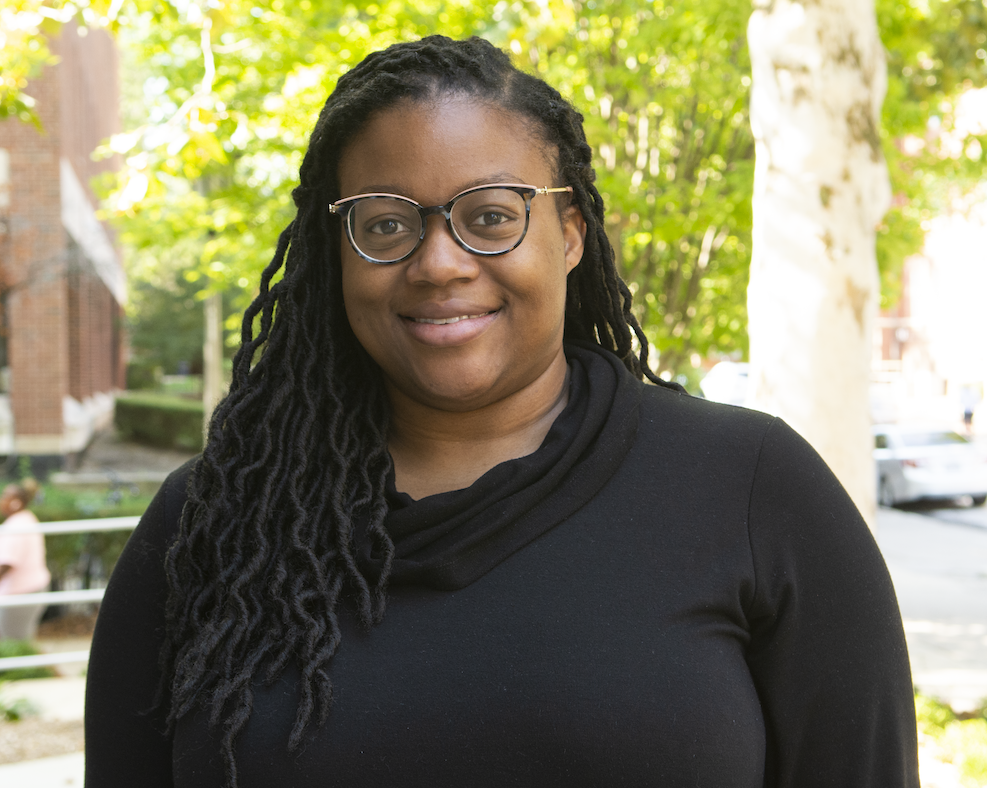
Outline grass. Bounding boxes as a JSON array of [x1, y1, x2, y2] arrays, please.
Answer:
[[917, 693, 987, 786], [33, 482, 154, 522]]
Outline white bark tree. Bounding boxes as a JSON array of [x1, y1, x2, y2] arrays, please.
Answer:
[[746, 0, 891, 529]]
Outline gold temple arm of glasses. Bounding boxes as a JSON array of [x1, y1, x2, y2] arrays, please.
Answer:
[[535, 186, 573, 196]]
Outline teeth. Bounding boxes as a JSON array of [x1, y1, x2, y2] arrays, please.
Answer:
[[413, 312, 491, 325]]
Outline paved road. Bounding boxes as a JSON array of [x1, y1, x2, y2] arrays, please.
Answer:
[[876, 501, 987, 711]]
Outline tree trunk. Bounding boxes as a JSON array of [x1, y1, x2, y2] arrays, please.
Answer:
[[747, 0, 891, 529], [202, 291, 223, 440]]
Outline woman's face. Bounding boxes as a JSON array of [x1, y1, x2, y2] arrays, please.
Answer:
[[0, 486, 21, 517], [338, 95, 586, 413]]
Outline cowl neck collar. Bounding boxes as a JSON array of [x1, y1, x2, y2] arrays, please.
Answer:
[[357, 343, 643, 591]]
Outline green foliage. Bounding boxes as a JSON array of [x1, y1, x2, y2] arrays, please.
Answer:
[[0, 640, 56, 682], [34, 482, 151, 521], [0, 1, 57, 127], [103, 0, 501, 301], [528, 0, 755, 373], [32, 482, 152, 590], [916, 694, 987, 785], [127, 270, 207, 376], [124, 266, 243, 378], [917, 693, 965, 734], [104, 0, 755, 379], [0, 1, 126, 126], [114, 392, 204, 451], [93, 0, 987, 381], [126, 361, 161, 391], [44, 530, 134, 588]]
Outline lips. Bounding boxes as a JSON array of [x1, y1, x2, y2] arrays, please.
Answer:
[[410, 312, 495, 325], [399, 307, 500, 347]]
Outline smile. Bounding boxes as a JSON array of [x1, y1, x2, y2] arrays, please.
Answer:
[[409, 312, 495, 325]]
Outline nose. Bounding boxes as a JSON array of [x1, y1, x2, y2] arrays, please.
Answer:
[[405, 214, 480, 286]]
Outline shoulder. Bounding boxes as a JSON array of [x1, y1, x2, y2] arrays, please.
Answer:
[[636, 381, 779, 467], [1, 509, 40, 529], [635, 386, 854, 520], [126, 456, 199, 559]]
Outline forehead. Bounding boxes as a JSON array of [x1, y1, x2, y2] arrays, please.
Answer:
[[337, 96, 557, 202]]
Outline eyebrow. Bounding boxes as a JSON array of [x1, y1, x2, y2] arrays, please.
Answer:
[[349, 172, 529, 199]]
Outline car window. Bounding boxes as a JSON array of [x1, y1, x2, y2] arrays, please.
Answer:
[[874, 434, 889, 449], [899, 431, 969, 447]]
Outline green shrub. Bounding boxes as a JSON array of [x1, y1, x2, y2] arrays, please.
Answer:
[[0, 640, 56, 681], [125, 362, 161, 391], [916, 693, 987, 786], [115, 393, 203, 452], [32, 483, 153, 589]]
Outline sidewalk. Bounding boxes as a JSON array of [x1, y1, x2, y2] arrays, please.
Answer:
[[0, 678, 86, 785], [0, 753, 83, 786], [876, 504, 987, 711]]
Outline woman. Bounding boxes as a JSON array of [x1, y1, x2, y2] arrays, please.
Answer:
[[85, 36, 919, 787], [0, 478, 50, 641]]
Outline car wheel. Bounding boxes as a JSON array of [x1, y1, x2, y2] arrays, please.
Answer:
[[879, 478, 896, 508], [973, 495, 986, 507]]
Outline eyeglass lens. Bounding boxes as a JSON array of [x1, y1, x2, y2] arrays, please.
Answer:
[[347, 188, 528, 263]]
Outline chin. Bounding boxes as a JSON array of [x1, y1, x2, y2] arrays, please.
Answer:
[[414, 380, 505, 412]]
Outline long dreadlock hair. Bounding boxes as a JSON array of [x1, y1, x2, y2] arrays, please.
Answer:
[[160, 34, 665, 786]]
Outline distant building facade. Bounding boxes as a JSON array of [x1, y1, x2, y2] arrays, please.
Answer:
[[872, 203, 987, 426], [0, 22, 125, 466]]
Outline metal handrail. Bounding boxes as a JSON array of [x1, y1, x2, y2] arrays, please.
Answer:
[[1, 515, 140, 535], [0, 588, 107, 608], [0, 515, 140, 671], [0, 650, 91, 670]]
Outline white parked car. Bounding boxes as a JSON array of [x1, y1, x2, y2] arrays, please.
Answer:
[[873, 424, 987, 507]]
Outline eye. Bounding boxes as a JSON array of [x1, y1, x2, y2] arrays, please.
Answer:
[[472, 210, 512, 227], [366, 217, 412, 235]]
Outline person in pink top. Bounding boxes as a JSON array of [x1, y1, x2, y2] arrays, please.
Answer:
[[0, 478, 50, 640]]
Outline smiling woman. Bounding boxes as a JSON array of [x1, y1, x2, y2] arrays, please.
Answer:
[[338, 98, 586, 495], [84, 36, 919, 788]]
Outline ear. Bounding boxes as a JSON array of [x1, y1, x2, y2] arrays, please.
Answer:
[[8, 498, 21, 512], [562, 205, 587, 275]]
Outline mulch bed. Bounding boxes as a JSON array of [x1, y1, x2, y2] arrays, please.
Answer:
[[36, 612, 98, 640], [0, 717, 85, 764]]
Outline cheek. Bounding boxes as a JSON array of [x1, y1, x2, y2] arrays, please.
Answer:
[[340, 256, 396, 356], [340, 260, 375, 335]]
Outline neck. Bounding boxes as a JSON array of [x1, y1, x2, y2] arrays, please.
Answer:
[[387, 353, 571, 500]]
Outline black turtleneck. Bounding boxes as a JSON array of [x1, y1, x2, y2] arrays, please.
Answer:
[[85, 343, 918, 788]]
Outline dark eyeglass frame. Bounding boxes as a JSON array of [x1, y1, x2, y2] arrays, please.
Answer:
[[328, 183, 573, 265]]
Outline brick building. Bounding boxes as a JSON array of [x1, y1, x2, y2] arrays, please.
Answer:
[[0, 22, 125, 467]]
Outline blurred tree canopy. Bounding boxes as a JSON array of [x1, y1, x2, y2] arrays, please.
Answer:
[[0, 0, 59, 125], [0, 0, 126, 124], [7, 0, 985, 382]]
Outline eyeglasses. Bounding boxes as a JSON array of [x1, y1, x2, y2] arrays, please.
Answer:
[[328, 183, 573, 265]]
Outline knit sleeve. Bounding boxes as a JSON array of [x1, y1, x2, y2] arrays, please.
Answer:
[[84, 463, 192, 787], [744, 419, 919, 787]]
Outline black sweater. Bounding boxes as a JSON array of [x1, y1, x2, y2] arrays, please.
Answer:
[[85, 344, 919, 787]]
